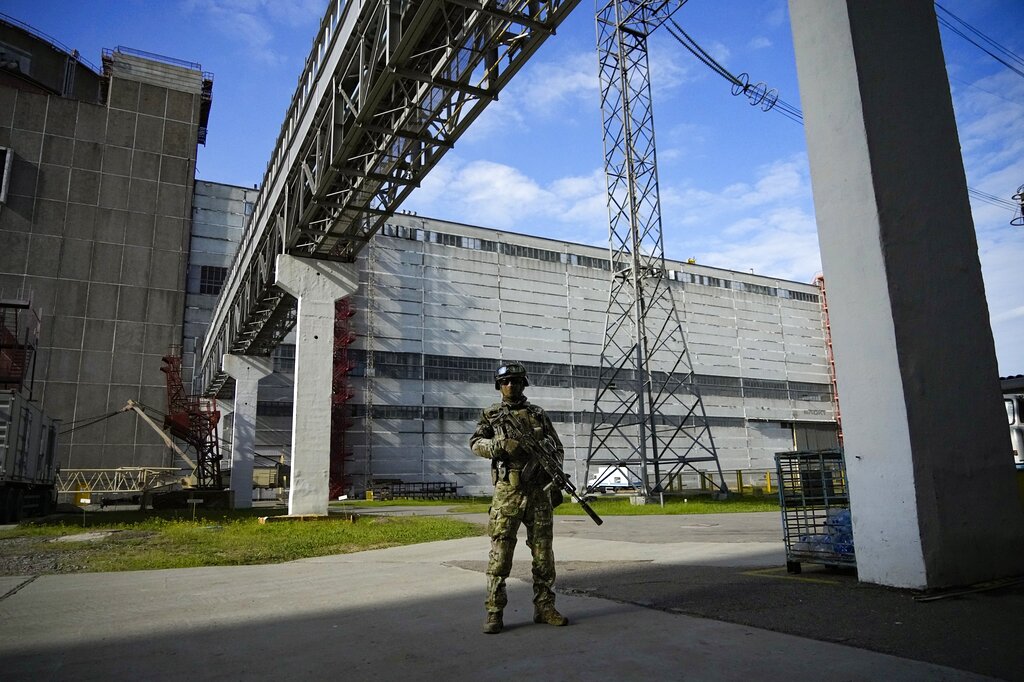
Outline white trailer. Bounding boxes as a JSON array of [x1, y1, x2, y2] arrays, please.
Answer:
[[0, 389, 59, 522], [1005, 391, 1024, 470], [586, 466, 642, 492]]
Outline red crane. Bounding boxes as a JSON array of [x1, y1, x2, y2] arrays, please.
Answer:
[[161, 347, 223, 489]]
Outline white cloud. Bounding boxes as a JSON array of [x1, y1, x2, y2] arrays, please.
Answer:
[[748, 37, 773, 50], [458, 50, 597, 143], [659, 153, 821, 282], [694, 207, 821, 283], [950, 67, 1024, 372], [762, 2, 788, 28], [647, 34, 701, 94], [705, 40, 731, 66], [991, 305, 1024, 324], [182, 0, 320, 65], [979, 234, 1024, 373], [265, 0, 324, 27], [407, 159, 607, 240], [517, 51, 598, 116]]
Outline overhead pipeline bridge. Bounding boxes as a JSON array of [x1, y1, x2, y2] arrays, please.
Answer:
[[197, 0, 581, 399]]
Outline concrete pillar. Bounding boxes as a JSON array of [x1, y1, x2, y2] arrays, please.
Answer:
[[223, 354, 273, 509], [789, 0, 1024, 588], [215, 397, 233, 492], [275, 254, 358, 516]]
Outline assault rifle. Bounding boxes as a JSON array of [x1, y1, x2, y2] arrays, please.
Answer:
[[496, 407, 603, 526]]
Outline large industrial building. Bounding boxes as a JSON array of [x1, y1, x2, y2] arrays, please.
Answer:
[[202, 208, 837, 497], [1, 15, 838, 499], [0, 17, 210, 471], [305, 213, 837, 496]]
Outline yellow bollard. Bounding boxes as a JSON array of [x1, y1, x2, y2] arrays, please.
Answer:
[[765, 471, 772, 494]]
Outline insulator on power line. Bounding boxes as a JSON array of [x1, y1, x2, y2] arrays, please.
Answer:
[[748, 81, 768, 106], [1012, 185, 1024, 226], [731, 72, 749, 97], [729, 72, 778, 112]]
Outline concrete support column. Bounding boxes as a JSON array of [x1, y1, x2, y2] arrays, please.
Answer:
[[790, 0, 1024, 588], [215, 397, 233, 492], [223, 354, 273, 509], [275, 254, 358, 516]]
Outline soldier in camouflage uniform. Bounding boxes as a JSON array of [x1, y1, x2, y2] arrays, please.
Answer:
[[470, 361, 569, 634]]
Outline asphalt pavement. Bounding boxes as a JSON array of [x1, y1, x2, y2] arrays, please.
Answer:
[[0, 508, 1020, 681]]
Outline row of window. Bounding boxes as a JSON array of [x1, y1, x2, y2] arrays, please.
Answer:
[[191, 229, 821, 302], [266, 347, 832, 402], [379, 223, 820, 303], [288, 401, 749, 427], [258, 396, 805, 429]]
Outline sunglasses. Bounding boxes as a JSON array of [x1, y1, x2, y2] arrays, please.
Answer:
[[498, 378, 525, 386]]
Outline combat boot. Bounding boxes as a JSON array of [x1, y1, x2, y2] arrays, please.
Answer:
[[533, 604, 568, 626], [482, 611, 503, 634]]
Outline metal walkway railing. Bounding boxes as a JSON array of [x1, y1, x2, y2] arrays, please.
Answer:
[[198, 0, 581, 398]]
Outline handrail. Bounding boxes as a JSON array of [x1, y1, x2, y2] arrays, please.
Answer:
[[198, 0, 583, 397]]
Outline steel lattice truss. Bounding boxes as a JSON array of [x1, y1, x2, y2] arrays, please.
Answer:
[[587, 0, 727, 495], [57, 469, 181, 495], [198, 0, 581, 398]]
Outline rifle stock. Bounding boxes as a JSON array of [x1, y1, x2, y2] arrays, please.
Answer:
[[497, 409, 603, 526]]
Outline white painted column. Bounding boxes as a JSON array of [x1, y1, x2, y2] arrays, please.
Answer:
[[223, 354, 273, 509], [275, 254, 358, 516], [790, 0, 1024, 588], [215, 397, 233, 492]]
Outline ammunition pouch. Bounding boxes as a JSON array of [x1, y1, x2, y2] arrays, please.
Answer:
[[491, 461, 525, 488], [522, 458, 540, 483], [549, 487, 564, 508]]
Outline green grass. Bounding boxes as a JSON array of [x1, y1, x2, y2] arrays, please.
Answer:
[[329, 497, 494, 513], [0, 509, 484, 573], [330, 497, 492, 509], [0, 494, 778, 574]]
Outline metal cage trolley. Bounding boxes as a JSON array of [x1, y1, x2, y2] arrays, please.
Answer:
[[774, 449, 855, 574]]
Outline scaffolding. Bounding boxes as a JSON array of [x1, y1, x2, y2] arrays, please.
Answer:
[[814, 276, 844, 446], [331, 298, 356, 499]]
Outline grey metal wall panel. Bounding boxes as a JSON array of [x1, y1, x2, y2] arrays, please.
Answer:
[[185, 211, 835, 494]]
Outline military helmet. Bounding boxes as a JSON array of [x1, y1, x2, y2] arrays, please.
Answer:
[[494, 362, 529, 390]]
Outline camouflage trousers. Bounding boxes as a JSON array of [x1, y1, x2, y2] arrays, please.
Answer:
[[485, 481, 556, 614]]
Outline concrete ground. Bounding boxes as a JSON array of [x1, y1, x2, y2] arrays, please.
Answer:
[[0, 509, 1020, 681]]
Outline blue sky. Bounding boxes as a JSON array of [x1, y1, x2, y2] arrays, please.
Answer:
[[4, 0, 1024, 374]]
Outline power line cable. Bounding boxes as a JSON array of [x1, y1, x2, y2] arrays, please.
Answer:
[[968, 187, 1018, 212], [59, 410, 121, 426], [665, 19, 1018, 220], [59, 410, 122, 435], [935, 3, 1024, 79], [665, 18, 805, 125]]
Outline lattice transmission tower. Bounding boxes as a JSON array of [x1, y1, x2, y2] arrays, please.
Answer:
[[586, 0, 727, 496]]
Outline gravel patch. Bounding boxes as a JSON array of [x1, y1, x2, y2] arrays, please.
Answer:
[[0, 531, 154, 576]]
